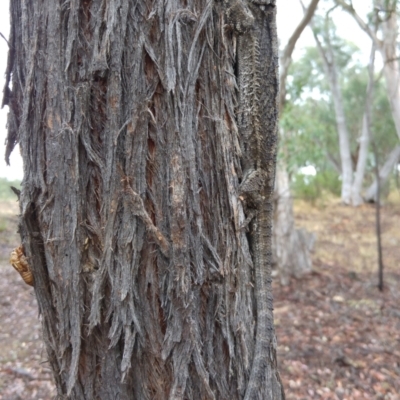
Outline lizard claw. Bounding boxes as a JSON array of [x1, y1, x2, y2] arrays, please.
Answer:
[[239, 211, 255, 231]]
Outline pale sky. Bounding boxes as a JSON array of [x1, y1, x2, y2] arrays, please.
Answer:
[[0, 0, 373, 181]]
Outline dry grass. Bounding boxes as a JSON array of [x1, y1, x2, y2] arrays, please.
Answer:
[[275, 195, 400, 399], [293, 196, 400, 276]]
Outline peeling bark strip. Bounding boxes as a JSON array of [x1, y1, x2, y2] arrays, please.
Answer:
[[3, 0, 283, 398]]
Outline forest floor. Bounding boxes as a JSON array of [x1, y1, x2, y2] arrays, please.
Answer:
[[0, 195, 399, 399], [275, 193, 400, 400], [0, 200, 55, 399]]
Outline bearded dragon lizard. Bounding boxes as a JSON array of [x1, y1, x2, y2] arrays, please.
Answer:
[[225, 1, 284, 398]]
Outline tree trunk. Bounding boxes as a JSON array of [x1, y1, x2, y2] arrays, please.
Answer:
[[336, 0, 400, 141], [377, 0, 400, 142], [273, 0, 320, 284], [273, 163, 314, 285], [279, 0, 320, 113], [364, 145, 400, 202], [351, 114, 371, 206], [328, 66, 353, 204], [351, 42, 376, 206], [312, 28, 353, 204], [3, 0, 284, 399]]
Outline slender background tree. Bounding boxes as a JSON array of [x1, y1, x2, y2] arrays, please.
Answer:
[[273, 0, 320, 285]]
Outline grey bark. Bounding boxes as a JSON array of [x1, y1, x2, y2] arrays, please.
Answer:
[[225, 1, 283, 397], [3, 0, 283, 399], [364, 145, 400, 202], [351, 42, 376, 206]]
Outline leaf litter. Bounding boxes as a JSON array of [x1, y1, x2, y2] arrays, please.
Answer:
[[275, 196, 400, 399], [1, 196, 400, 399]]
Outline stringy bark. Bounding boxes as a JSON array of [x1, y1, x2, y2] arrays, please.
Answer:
[[3, 0, 283, 398]]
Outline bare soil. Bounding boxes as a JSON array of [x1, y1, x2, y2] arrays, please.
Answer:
[[0, 201, 55, 399], [0, 196, 399, 399]]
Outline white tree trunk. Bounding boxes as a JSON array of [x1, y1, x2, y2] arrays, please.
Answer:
[[329, 71, 353, 204], [313, 31, 353, 204], [378, 0, 400, 141], [382, 63, 400, 141], [273, 163, 314, 285], [336, 0, 400, 141], [364, 145, 400, 202], [351, 44, 376, 206], [351, 116, 370, 206], [272, 0, 320, 283]]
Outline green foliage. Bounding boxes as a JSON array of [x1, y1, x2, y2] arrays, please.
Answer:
[[291, 170, 341, 204], [318, 170, 342, 197], [0, 178, 21, 201], [0, 218, 7, 233], [280, 96, 338, 173], [281, 21, 398, 202], [281, 37, 363, 175], [342, 66, 398, 183], [291, 173, 321, 204]]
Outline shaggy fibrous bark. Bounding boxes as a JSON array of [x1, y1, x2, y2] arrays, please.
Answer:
[[3, 0, 283, 398]]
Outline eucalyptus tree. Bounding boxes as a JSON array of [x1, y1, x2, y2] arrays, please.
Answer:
[[3, 0, 285, 398], [309, 13, 356, 204], [364, 145, 400, 201], [336, 0, 400, 138], [335, 0, 400, 202], [282, 42, 398, 201], [351, 42, 376, 206], [311, 15, 380, 205]]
